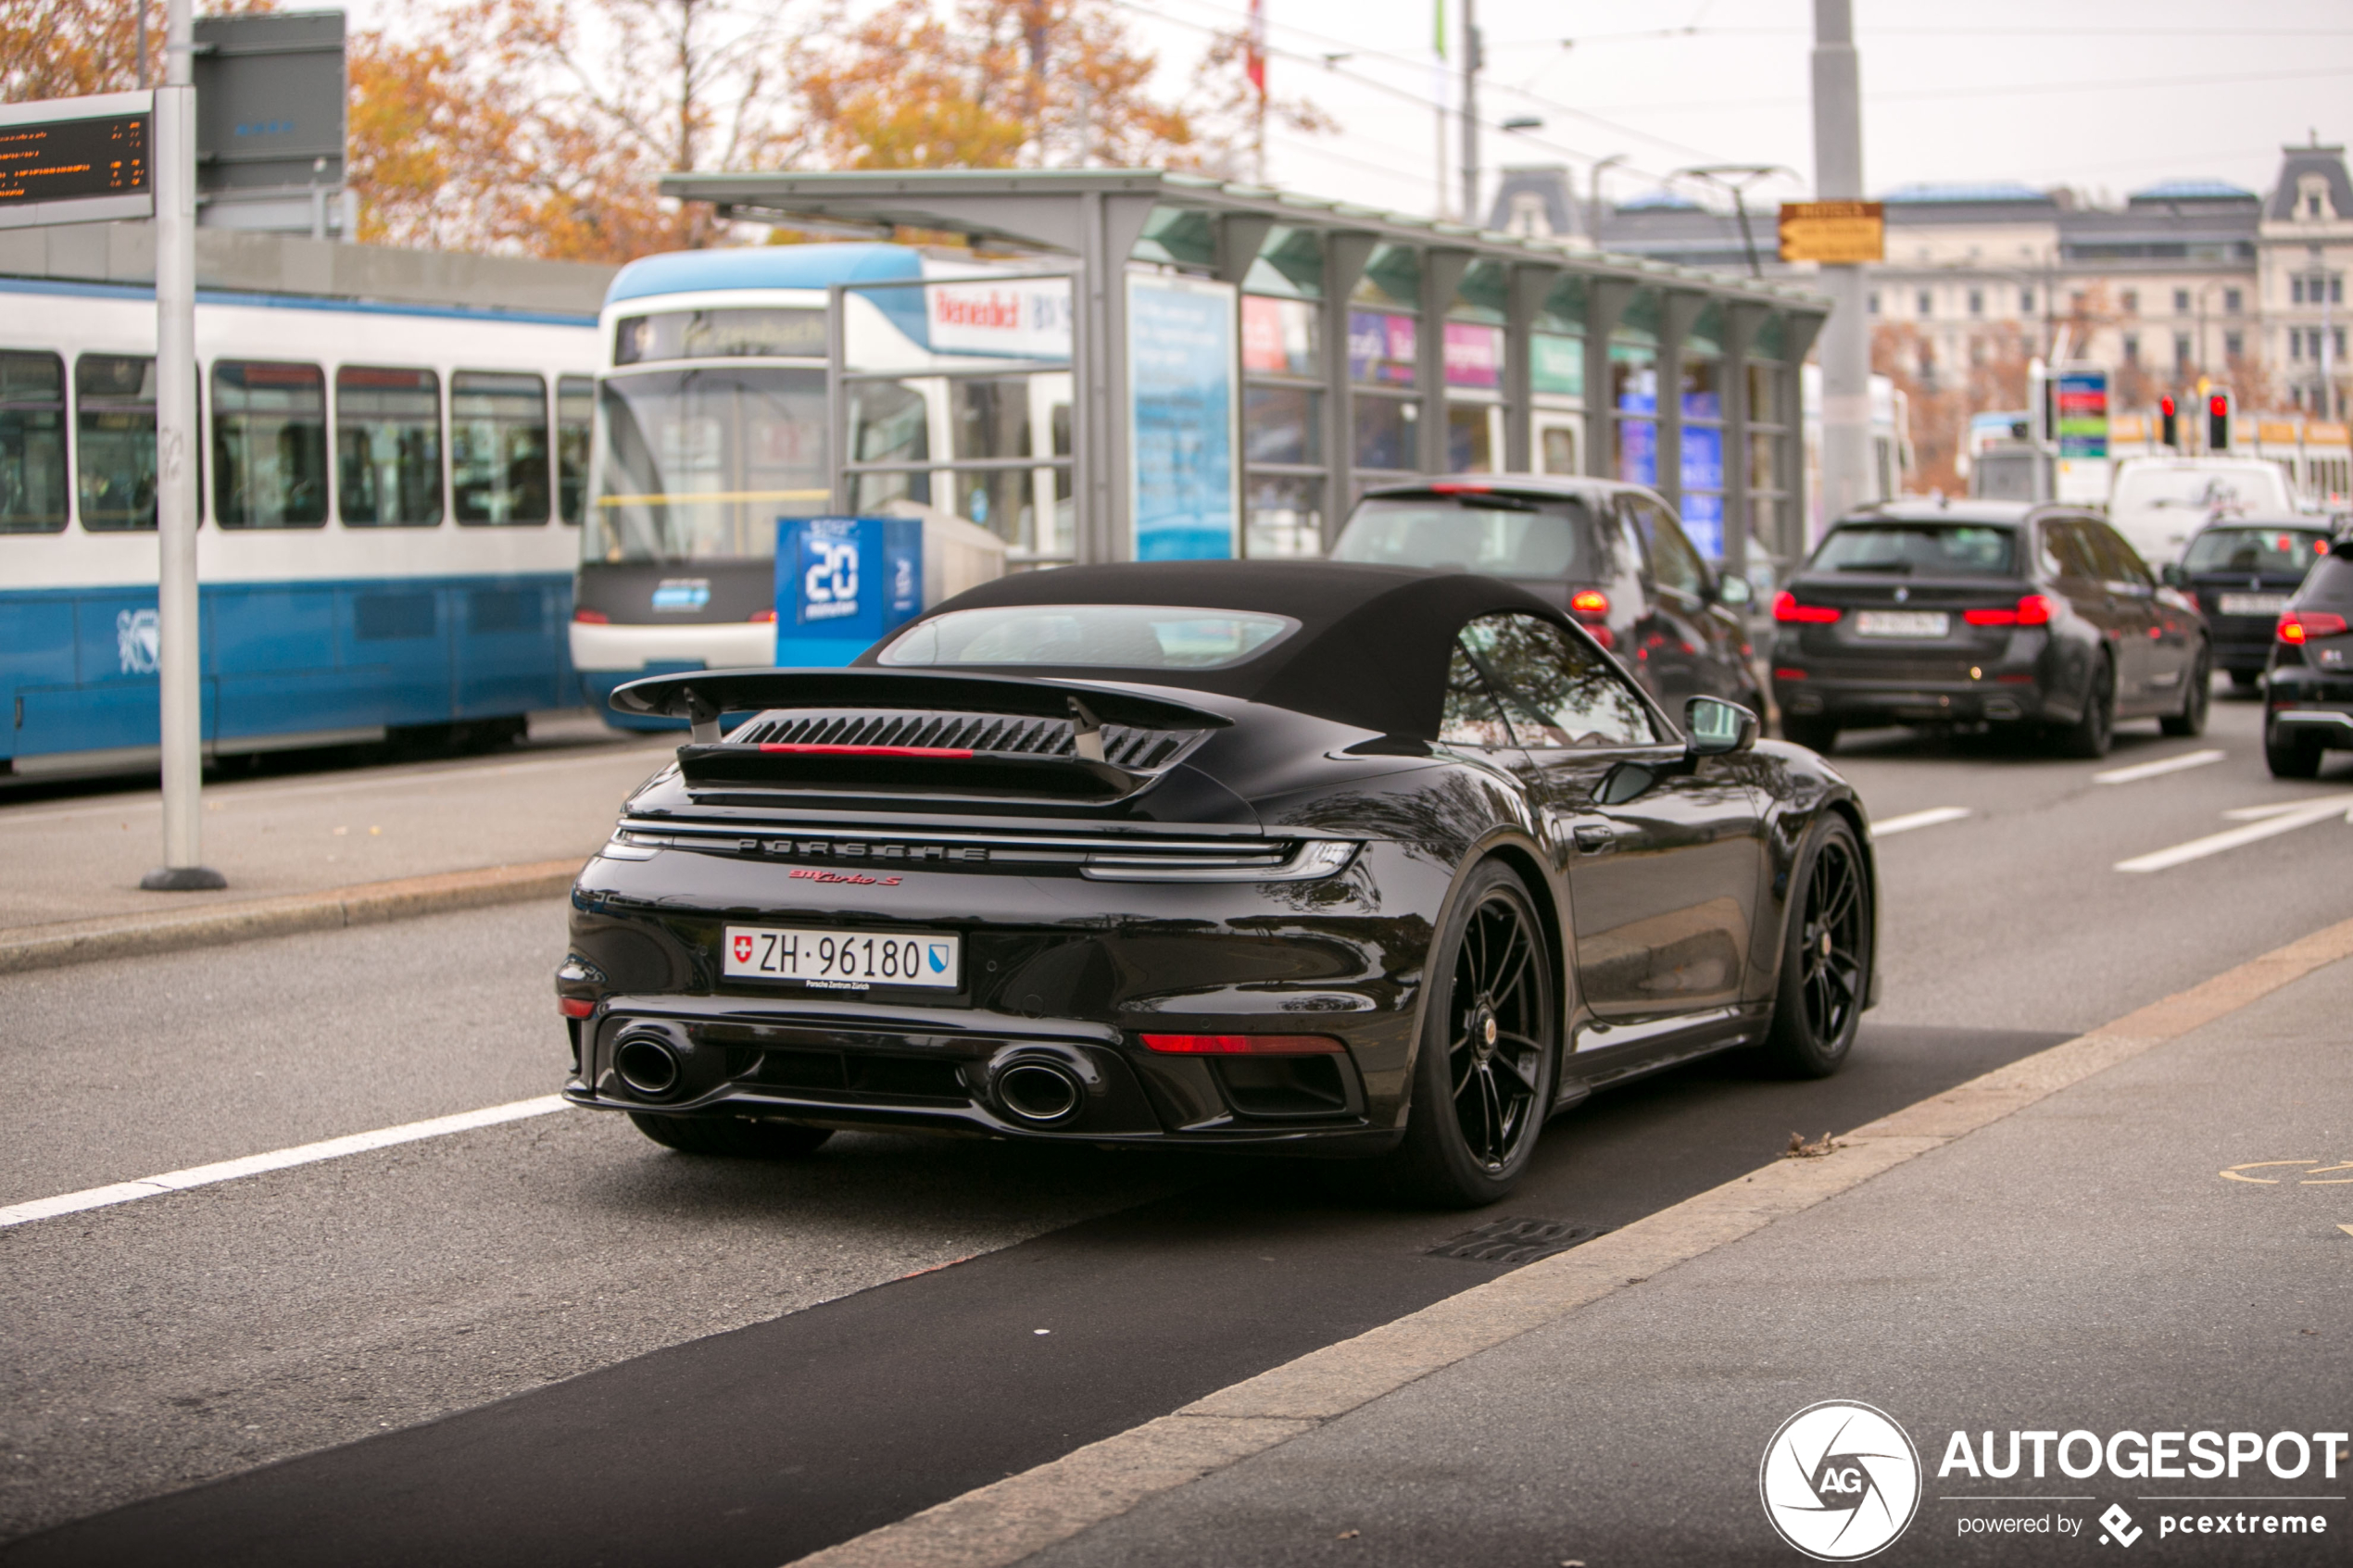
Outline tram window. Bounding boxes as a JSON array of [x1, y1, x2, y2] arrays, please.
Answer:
[[214, 360, 328, 529], [1, 350, 68, 533], [336, 367, 442, 527], [77, 354, 159, 532], [453, 370, 549, 525], [557, 374, 593, 525]]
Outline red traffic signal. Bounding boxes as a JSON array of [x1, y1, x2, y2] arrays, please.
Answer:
[[2207, 389, 2232, 451], [2159, 395, 2178, 448]]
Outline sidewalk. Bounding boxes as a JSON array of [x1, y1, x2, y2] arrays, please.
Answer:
[[0, 714, 672, 961], [807, 928, 2353, 1568]]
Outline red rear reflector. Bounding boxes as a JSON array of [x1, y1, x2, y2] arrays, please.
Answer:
[[1569, 589, 1610, 615], [558, 997, 595, 1019], [1139, 1034, 1345, 1056], [758, 743, 977, 759], [1962, 594, 2054, 627], [2280, 611, 2349, 645], [749, 608, 777, 622], [1772, 592, 1841, 624], [572, 608, 610, 624]]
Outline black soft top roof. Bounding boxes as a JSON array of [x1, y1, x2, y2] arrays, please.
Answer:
[[856, 559, 1573, 738]]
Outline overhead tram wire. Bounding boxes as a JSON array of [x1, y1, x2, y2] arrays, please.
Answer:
[[1576, 62, 2353, 118], [1102, 0, 1730, 208], [1104, 0, 1740, 189]]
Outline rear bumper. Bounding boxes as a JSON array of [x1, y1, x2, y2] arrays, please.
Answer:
[[1774, 674, 2055, 725]]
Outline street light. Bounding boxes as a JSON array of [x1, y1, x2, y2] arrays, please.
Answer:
[[1588, 153, 1627, 248], [1671, 163, 1791, 280]]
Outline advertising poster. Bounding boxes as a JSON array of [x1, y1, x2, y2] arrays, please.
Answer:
[[2055, 367, 2109, 459], [1126, 273, 1239, 561], [774, 515, 923, 665]]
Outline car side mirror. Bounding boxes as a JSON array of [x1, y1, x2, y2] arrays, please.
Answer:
[[2159, 562, 2188, 589], [1716, 572, 1754, 608], [1683, 696, 1758, 758]]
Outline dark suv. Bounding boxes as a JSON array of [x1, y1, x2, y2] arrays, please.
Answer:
[[2264, 533, 2353, 776], [2165, 518, 2333, 690], [1327, 476, 1764, 718], [1771, 500, 2210, 758]]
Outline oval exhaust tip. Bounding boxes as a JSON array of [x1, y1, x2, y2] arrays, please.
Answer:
[[996, 1061, 1083, 1125], [614, 1036, 683, 1098]]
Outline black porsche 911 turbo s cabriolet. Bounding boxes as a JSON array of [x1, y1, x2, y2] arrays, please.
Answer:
[[558, 562, 1879, 1206]]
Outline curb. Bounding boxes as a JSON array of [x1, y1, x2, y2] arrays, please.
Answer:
[[0, 859, 584, 977], [788, 913, 2353, 1568]]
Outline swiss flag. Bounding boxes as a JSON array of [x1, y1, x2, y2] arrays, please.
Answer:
[[733, 935, 753, 961]]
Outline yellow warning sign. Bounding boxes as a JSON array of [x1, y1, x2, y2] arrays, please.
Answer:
[[1779, 201, 1885, 265]]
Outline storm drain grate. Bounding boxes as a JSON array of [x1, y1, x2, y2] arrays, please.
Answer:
[[1427, 1217, 1616, 1266]]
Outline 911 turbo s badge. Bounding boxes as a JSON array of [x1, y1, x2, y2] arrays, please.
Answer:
[[786, 868, 904, 886]]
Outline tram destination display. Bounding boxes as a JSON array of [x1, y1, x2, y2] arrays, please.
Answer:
[[1778, 200, 1884, 265], [0, 93, 153, 229]]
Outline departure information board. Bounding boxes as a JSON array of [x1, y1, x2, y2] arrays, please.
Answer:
[[0, 111, 149, 207]]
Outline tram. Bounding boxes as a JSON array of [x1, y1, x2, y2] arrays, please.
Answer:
[[0, 276, 598, 779]]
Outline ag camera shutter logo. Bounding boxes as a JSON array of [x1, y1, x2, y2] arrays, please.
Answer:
[[1760, 1400, 1921, 1561]]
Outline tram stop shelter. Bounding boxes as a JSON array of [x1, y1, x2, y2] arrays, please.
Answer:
[[662, 168, 1829, 581]]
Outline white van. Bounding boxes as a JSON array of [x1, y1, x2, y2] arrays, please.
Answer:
[[2108, 457, 2298, 566]]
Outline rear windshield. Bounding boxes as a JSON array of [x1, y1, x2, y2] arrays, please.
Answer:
[[1329, 495, 1595, 578], [876, 604, 1298, 670], [1812, 522, 2017, 576], [2183, 526, 2329, 574], [2298, 555, 2353, 608]]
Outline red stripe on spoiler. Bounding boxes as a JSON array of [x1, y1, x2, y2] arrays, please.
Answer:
[[757, 743, 977, 759]]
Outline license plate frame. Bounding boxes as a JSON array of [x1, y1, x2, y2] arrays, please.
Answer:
[[2217, 593, 2291, 617], [723, 925, 962, 989], [1854, 609, 1951, 639]]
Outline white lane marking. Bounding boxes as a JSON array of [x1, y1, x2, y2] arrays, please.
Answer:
[[1871, 807, 1971, 837], [2221, 793, 2353, 821], [2116, 798, 2353, 873], [2094, 748, 2226, 784], [0, 1096, 566, 1229]]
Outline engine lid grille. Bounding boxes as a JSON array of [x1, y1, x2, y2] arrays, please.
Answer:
[[729, 709, 1198, 771]]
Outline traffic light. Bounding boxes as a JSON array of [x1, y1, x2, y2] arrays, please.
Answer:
[[2207, 388, 2232, 452], [2159, 395, 2178, 449]]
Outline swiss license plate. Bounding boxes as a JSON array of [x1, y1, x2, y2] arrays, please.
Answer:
[[723, 925, 961, 989], [1855, 609, 1951, 639], [2218, 593, 2290, 616]]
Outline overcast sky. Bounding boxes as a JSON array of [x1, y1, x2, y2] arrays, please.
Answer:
[[1180, 0, 2353, 219]]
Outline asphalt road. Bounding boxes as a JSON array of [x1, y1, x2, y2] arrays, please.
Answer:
[[1, 684, 2347, 1563]]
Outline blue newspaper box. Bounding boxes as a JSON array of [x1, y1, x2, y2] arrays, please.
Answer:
[[773, 516, 924, 666]]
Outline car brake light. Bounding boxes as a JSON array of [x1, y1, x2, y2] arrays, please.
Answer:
[[558, 997, 596, 1019], [1428, 481, 1492, 495], [758, 743, 977, 759], [1583, 624, 1616, 650], [749, 608, 777, 622], [1773, 667, 1807, 681], [1962, 594, 2054, 628], [1139, 1034, 1345, 1055], [1569, 589, 1610, 615], [573, 607, 610, 624], [2279, 610, 2349, 645], [1772, 591, 1840, 624]]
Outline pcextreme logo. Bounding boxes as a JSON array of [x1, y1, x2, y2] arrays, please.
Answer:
[[1761, 1400, 1923, 1561]]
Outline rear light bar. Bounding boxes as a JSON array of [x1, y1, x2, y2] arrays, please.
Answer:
[[1772, 591, 1841, 624], [1962, 594, 2055, 628], [1139, 1033, 1346, 1055], [757, 743, 977, 759], [749, 608, 777, 623], [2278, 610, 2350, 645], [573, 607, 610, 624], [1427, 481, 1493, 495]]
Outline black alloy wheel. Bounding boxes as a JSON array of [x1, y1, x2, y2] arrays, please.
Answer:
[[1382, 860, 1556, 1207], [2160, 643, 2211, 737], [2265, 721, 2325, 780], [1762, 816, 1871, 1078], [630, 1112, 834, 1158], [2053, 654, 2114, 759]]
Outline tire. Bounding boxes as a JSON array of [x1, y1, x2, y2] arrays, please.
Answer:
[[2051, 654, 2115, 759], [2265, 722, 2324, 780], [2159, 643, 2210, 737], [629, 1112, 834, 1159], [1378, 860, 1557, 1208], [1760, 816, 1872, 1079], [1780, 714, 1839, 753]]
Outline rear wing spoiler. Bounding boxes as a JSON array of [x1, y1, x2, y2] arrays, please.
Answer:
[[607, 667, 1235, 744]]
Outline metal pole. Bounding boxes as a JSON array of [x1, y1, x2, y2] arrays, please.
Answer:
[[143, 0, 223, 892], [1458, 0, 1478, 226], [1811, 0, 1873, 524]]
